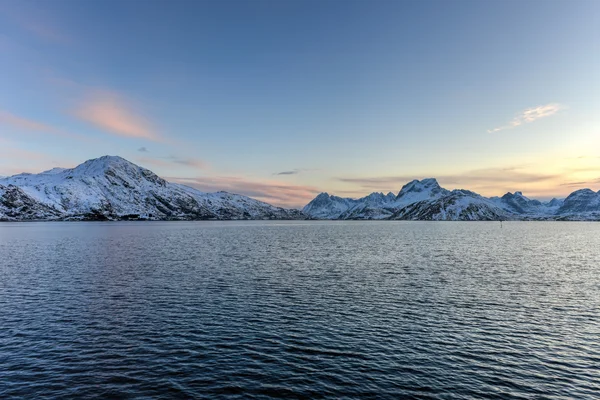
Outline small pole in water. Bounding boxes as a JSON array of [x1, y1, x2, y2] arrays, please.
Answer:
[[501, 220, 503, 228]]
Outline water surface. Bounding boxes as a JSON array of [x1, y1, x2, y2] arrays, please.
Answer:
[[1, 221, 599, 399]]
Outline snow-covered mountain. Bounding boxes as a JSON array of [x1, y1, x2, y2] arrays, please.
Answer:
[[303, 179, 600, 221], [394, 178, 450, 207], [302, 191, 398, 220], [302, 179, 453, 220], [488, 191, 560, 217], [390, 189, 511, 221], [0, 156, 305, 221], [555, 189, 600, 220], [4, 158, 599, 222]]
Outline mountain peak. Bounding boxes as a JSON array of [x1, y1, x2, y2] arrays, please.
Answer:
[[0, 155, 305, 221], [78, 155, 131, 169], [71, 155, 143, 177], [399, 178, 440, 192], [396, 178, 445, 200]]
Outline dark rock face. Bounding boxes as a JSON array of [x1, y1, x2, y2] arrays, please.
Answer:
[[0, 184, 62, 221]]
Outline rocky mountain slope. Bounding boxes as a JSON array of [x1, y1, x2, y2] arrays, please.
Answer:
[[4, 157, 599, 222], [0, 156, 305, 221], [303, 179, 600, 221]]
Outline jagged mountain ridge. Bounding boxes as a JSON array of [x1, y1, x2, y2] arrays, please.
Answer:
[[0, 156, 305, 221], [303, 179, 600, 221], [3, 158, 599, 222]]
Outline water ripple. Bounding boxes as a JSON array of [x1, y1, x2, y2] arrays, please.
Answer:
[[1, 221, 600, 399]]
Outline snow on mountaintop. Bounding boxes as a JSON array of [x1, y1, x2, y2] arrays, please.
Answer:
[[558, 189, 600, 214], [40, 167, 69, 175], [303, 178, 600, 221], [0, 155, 304, 221], [301, 192, 358, 219], [394, 178, 450, 207], [391, 189, 511, 221]]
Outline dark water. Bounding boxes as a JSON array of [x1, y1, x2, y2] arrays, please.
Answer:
[[1, 221, 599, 399]]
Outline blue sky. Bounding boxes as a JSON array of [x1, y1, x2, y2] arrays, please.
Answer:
[[1, 0, 599, 207]]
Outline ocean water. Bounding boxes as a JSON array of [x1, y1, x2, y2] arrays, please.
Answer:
[[1, 221, 599, 399]]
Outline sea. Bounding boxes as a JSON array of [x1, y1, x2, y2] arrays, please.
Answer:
[[1, 221, 599, 399]]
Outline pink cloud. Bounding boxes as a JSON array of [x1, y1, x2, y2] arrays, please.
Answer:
[[0, 110, 54, 131], [74, 91, 160, 141], [0, 145, 73, 176], [0, 109, 89, 141], [168, 176, 321, 208], [1, 3, 72, 45]]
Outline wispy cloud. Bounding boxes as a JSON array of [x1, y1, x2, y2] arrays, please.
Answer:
[[168, 176, 321, 208], [137, 155, 208, 170], [166, 156, 208, 169], [337, 166, 564, 197], [0, 110, 54, 131], [138, 147, 149, 153], [273, 168, 317, 176], [488, 103, 564, 133], [275, 170, 300, 175], [0, 3, 72, 45], [0, 109, 88, 141], [0, 142, 74, 176], [74, 90, 160, 141], [560, 178, 600, 187]]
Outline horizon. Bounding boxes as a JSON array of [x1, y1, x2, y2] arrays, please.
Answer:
[[1, 154, 592, 208], [1, 0, 599, 207]]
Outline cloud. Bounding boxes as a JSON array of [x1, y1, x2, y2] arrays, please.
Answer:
[[337, 167, 562, 194], [138, 147, 149, 153], [488, 103, 564, 133], [273, 168, 318, 176], [74, 90, 160, 141], [275, 170, 300, 175], [168, 176, 321, 208], [137, 156, 208, 170], [167, 156, 208, 169], [0, 110, 55, 131], [560, 178, 600, 187], [0, 143, 74, 176], [0, 2, 72, 45], [0, 109, 88, 141]]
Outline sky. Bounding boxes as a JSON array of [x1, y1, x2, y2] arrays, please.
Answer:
[[0, 0, 599, 207]]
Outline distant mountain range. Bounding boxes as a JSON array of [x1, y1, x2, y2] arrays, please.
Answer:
[[0, 156, 304, 221], [302, 178, 600, 221], [2, 156, 599, 221]]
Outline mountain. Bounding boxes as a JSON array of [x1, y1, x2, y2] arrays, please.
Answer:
[[0, 156, 305, 221], [301, 179, 453, 220], [556, 189, 600, 220], [301, 192, 359, 219], [4, 158, 599, 222], [390, 190, 511, 221], [489, 191, 559, 217], [0, 184, 63, 221], [394, 178, 450, 207], [302, 191, 398, 220], [303, 179, 600, 221]]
